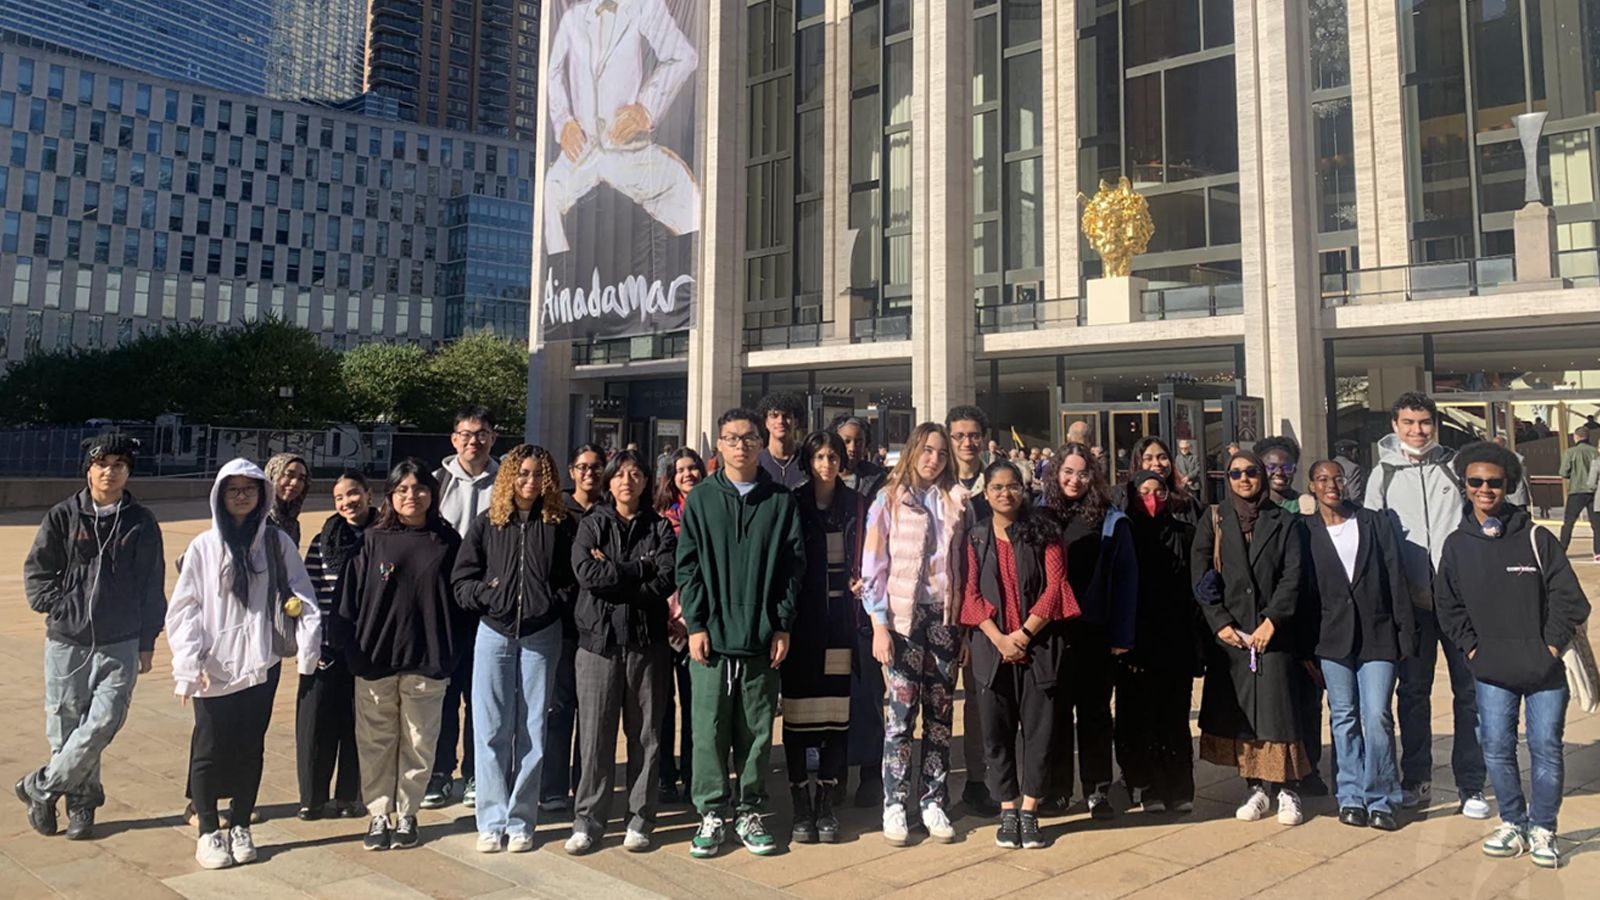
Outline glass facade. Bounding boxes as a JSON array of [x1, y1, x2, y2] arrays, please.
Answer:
[[973, 0, 1044, 323], [441, 193, 532, 339], [1076, 0, 1242, 293], [846, 0, 911, 319], [265, 0, 367, 102], [1399, 0, 1600, 268]]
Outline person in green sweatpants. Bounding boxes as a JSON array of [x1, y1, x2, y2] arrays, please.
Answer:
[[675, 408, 805, 858]]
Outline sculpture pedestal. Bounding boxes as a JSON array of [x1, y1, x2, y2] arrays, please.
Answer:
[[1085, 276, 1148, 326], [1513, 202, 1567, 288]]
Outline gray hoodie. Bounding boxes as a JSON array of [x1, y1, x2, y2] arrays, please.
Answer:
[[435, 454, 500, 535], [1364, 433, 1465, 609]]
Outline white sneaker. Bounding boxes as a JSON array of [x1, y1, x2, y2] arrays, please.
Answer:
[[1401, 782, 1431, 810], [923, 804, 955, 843], [623, 828, 650, 852], [195, 830, 233, 869], [227, 825, 257, 864], [476, 832, 503, 853], [507, 832, 534, 853], [1276, 790, 1304, 826], [882, 803, 909, 846], [1460, 792, 1492, 820], [563, 830, 594, 855], [1236, 786, 1272, 822]]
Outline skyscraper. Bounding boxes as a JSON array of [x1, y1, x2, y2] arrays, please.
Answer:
[[0, 0, 366, 103], [365, 0, 539, 142]]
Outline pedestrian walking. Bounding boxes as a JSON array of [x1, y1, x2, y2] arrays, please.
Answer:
[[167, 459, 322, 868], [296, 471, 375, 821], [1436, 442, 1590, 868], [332, 460, 468, 851], [1557, 427, 1598, 562], [18, 434, 166, 842], [453, 444, 577, 854], [1333, 441, 1368, 506]]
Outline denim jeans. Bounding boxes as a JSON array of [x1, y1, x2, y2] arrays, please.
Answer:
[[24, 638, 140, 809], [471, 621, 562, 838], [1320, 657, 1401, 814], [1396, 605, 1484, 792], [1476, 679, 1568, 832]]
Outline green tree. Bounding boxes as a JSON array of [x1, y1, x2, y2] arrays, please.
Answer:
[[422, 329, 529, 432], [211, 318, 347, 428], [340, 342, 431, 424]]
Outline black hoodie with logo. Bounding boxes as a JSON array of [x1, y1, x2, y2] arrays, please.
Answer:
[[1435, 507, 1590, 693]]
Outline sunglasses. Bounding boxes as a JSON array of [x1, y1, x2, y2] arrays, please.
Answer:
[[1466, 476, 1506, 490], [1228, 466, 1262, 481], [1265, 463, 1296, 475]]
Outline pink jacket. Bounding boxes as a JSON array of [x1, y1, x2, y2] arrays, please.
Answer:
[[860, 482, 972, 637]]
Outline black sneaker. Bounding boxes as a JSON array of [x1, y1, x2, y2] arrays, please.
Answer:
[[1037, 795, 1070, 816], [995, 809, 1021, 849], [658, 781, 681, 805], [297, 804, 324, 821], [64, 804, 95, 841], [854, 771, 883, 808], [420, 773, 452, 810], [962, 782, 1000, 817], [1020, 810, 1045, 849], [15, 777, 57, 837], [1087, 791, 1116, 821], [363, 816, 391, 851], [392, 815, 419, 849], [1298, 773, 1330, 797], [790, 784, 817, 844]]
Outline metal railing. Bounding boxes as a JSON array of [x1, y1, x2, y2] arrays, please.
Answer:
[[1559, 247, 1600, 287], [743, 322, 831, 351], [1321, 255, 1516, 307], [852, 313, 911, 343], [974, 297, 1079, 333], [1140, 282, 1244, 320]]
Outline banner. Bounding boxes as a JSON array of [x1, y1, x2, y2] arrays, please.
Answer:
[[536, 0, 703, 343]]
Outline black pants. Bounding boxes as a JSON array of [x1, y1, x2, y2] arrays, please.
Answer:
[[190, 665, 280, 835], [658, 653, 694, 787], [296, 660, 360, 807], [1112, 661, 1195, 805], [1048, 622, 1114, 800], [1559, 492, 1598, 555], [431, 643, 474, 780], [783, 733, 847, 786], [1295, 665, 1325, 776], [977, 661, 1055, 803], [540, 637, 581, 801]]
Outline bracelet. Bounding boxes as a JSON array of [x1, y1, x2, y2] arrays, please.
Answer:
[[1020, 623, 1035, 641]]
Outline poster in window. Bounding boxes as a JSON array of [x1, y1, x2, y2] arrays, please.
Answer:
[[536, 0, 702, 342]]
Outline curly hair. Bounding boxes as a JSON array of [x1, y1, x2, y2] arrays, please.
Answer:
[[756, 391, 807, 423], [1256, 435, 1302, 463], [490, 444, 566, 526], [1452, 440, 1523, 490], [1043, 442, 1112, 526]]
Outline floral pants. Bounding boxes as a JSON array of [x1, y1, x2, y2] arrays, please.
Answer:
[[881, 604, 959, 811]]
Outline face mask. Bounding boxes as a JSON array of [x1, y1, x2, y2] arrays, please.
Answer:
[[1140, 493, 1163, 518], [1401, 438, 1439, 458]]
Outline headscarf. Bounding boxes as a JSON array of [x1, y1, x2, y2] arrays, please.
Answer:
[[1129, 469, 1166, 519], [264, 452, 309, 544], [1226, 449, 1268, 537]]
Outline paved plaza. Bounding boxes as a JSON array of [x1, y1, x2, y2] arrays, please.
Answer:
[[1, 497, 1597, 899]]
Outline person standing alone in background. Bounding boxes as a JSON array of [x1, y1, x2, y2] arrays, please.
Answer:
[[1557, 427, 1598, 563]]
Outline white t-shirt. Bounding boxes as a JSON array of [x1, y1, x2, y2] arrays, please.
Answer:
[[1326, 518, 1360, 582], [732, 479, 756, 497]]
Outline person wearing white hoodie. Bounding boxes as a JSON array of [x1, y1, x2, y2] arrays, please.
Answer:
[[166, 459, 322, 870], [1364, 392, 1488, 818], [424, 406, 501, 811]]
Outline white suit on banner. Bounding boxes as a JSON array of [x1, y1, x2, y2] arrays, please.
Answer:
[[544, 0, 701, 254]]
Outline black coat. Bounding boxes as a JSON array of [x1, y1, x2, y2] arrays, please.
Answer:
[[572, 505, 678, 654], [964, 518, 1067, 690], [23, 490, 167, 651], [1191, 500, 1305, 743], [452, 510, 578, 641], [1302, 507, 1416, 662], [1124, 501, 1202, 675]]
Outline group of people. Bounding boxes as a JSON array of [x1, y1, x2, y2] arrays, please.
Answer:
[[14, 391, 1592, 872]]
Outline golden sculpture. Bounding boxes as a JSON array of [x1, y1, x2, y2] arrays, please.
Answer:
[[1079, 177, 1154, 277]]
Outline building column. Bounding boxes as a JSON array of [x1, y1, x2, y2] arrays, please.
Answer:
[[1347, 0, 1410, 269], [909, 0, 974, 423], [1043, 0, 1079, 304], [684, 0, 746, 453], [1235, 0, 1326, 453]]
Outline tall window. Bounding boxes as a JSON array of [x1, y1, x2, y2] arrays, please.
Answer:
[[1310, 0, 1358, 276], [974, 0, 1043, 323], [847, 0, 911, 320]]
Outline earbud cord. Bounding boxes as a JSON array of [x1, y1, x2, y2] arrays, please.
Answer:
[[62, 501, 121, 681]]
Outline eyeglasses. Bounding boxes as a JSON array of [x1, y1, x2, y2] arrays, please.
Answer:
[[718, 434, 762, 449], [1228, 466, 1263, 481], [1466, 476, 1506, 489], [572, 463, 602, 474], [950, 432, 985, 445], [985, 483, 1023, 495], [453, 429, 495, 444], [1310, 475, 1348, 485], [393, 485, 430, 497], [1265, 463, 1297, 475], [223, 486, 258, 499]]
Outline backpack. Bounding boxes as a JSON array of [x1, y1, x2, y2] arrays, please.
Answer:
[[1377, 458, 1464, 507]]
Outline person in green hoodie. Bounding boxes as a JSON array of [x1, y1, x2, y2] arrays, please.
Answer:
[[675, 408, 806, 859]]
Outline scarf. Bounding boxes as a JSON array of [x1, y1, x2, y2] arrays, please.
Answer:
[[319, 507, 375, 576], [264, 452, 309, 543], [661, 499, 684, 535], [1227, 450, 1268, 537]]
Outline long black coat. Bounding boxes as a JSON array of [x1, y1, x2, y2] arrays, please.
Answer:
[[1302, 507, 1416, 662], [1190, 500, 1304, 743]]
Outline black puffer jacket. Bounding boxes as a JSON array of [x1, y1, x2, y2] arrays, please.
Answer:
[[452, 509, 579, 640], [573, 504, 677, 654]]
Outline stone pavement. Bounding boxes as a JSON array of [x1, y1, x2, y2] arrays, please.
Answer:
[[1, 497, 1597, 899]]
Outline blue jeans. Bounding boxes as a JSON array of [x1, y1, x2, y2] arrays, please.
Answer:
[[1320, 657, 1401, 814], [24, 638, 140, 809], [471, 621, 562, 838], [1397, 605, 1484, 792], [1476, 679, 1568, 831]]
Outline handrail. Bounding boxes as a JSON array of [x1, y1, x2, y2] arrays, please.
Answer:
[[1321, 255, 1516, 307], [1139, 282, 1244, 320]]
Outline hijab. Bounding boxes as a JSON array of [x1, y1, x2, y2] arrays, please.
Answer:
[[264, 452, 309, 544], [1130, 469, 1167, 519], [1227, 449, 1269, 537]]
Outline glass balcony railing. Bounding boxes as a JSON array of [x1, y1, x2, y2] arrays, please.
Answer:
[[852, 313, 911, 343], [1559, 248, 1599, 287], [1321, 256, 1516, 307], [1139, 282, 1244, 320], [974, 296, 1077, 333], [743, 322, 829, 351]]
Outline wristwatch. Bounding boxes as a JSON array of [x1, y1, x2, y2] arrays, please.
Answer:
[[1020, 623, 1036, 641]]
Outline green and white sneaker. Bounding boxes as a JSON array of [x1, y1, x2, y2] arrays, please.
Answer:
[[1528, 826, 1560, 868], [462, 777, 476, 809], [736, 812, 778, 856], [689, 812, 726, 859], [1482, 822, 1529, 858]]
